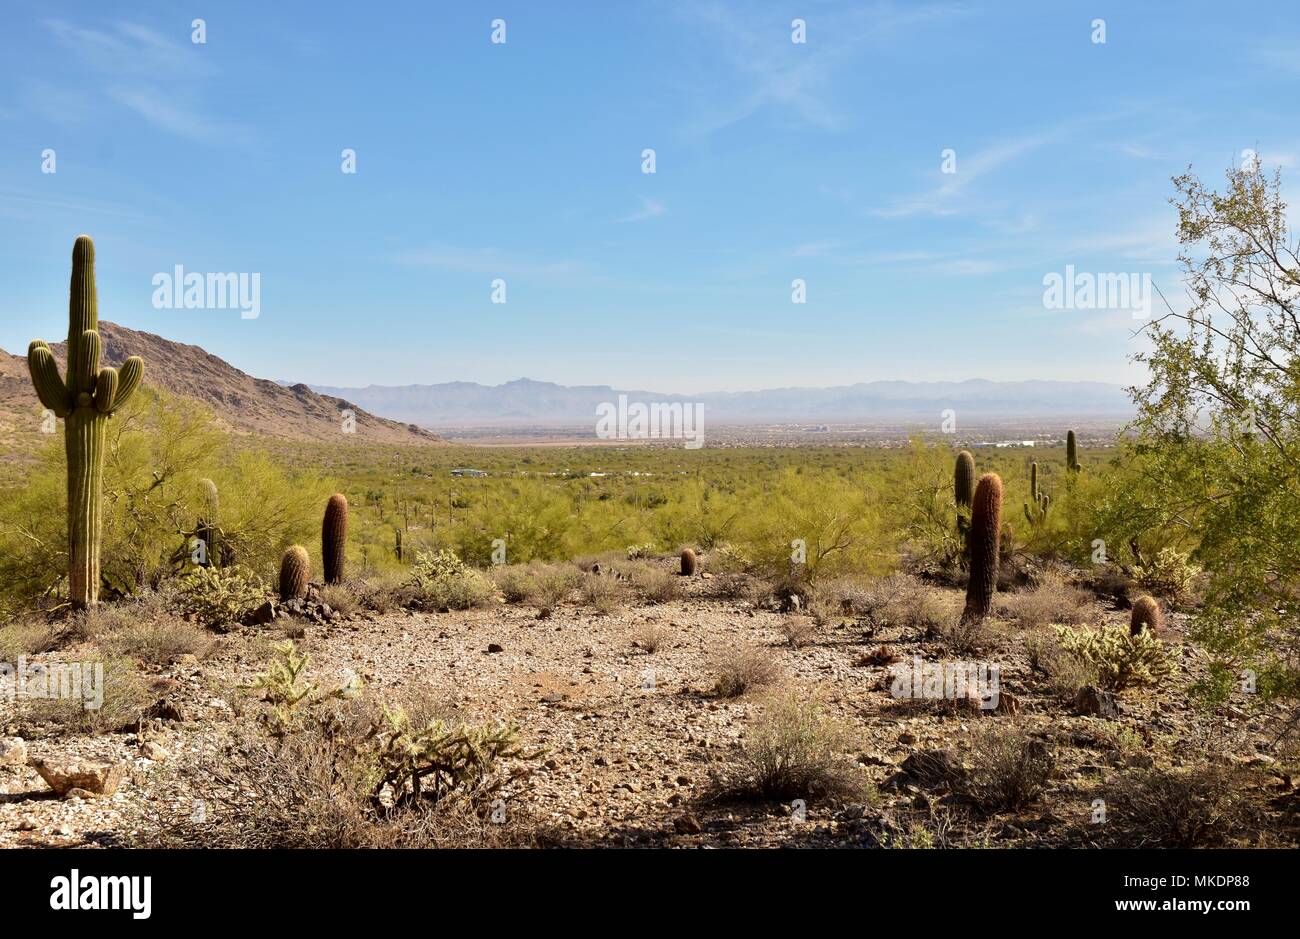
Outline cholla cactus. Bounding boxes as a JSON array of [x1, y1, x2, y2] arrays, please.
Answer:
[[27, 236, 144, 608], [1053, 623, 1176, 692]]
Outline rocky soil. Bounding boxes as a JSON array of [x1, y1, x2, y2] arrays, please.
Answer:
[[2, 571, 1297, 849]]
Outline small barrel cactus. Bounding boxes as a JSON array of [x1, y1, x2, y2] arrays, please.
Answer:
[[27, 236, 144, 608], [279, 545, 311, 601], [962, 473, 1003, 623], [680, 547, 697, 576], [322, 493, 348, 584], [1130, 595, 1162, 636], [197, 478, 220, 567]]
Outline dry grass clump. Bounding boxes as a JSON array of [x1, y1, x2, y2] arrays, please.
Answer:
[[960, 728, 1054, 813], [0, 617, 59, 660], [778, 617, 818, 648], [319, 582, 360, 617], [711, 645, 782, 698], [631, 622, 669, 653], [997, 569, 1093, 630], [859, 574, 960, 633], [1101, 765, 1261, 847], [716, 688, 866, 803], [579, 573, 627, 615], [490, 565, 536, 604], [626, 563, 680, 605], [14, 654, 151, 736], [1026, 632, 1098, 698], [100, 617, 211, 666], [525, 564, 580, 616], [347, 575, 405, 614], [807, 577, 878, 626]]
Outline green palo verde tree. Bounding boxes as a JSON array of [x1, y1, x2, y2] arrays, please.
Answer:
[[27, 236, 144, 609], [1131, 162, 1300, 703]]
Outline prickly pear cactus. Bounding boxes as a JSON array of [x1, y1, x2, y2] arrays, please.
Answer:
[[27, 236, 144, 608]]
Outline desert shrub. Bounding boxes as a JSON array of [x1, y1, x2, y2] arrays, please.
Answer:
[[1132, 547, 1200, 598], [349, 575, 405, 614], [490, 565, 536, 604], [997, 570, 1092, 630], [627, 563, 679, 604], [807, 577, 877, 627], [712, 645, 782, 697], [778, 617, 818, 649], [406, 549, 499, 611], [135, 655, 542, 848], [711, 542, 752, 573], [1025, 632, 1097, 698], [960, 729, 1054, 812], [720, 688, 865, 802], [631, 622, 669, 653], [932, 604, 993, 654], [0, 618, 59, 660], [319, 583, 360, 617], [525, 564, 579, 616], [1053, 624, 1177, 692], [1103, 765, 1259, 847], [14, 654, 150, 735], [578, 573, 626, 615], [100, 616, 211, 666], [172, 564, 268, 630]]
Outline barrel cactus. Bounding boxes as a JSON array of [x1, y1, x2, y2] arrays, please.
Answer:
[[962, 473, 1003, 623], [196, 478, 220, 567], [1130, 595, 1162, 636], [279, 545, 311, 601], [322, 493, 348, 584], [680, 547, 697, 576], [27, 236, 144, 609]]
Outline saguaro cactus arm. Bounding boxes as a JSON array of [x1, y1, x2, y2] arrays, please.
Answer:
[[27, 341, 70, 416]]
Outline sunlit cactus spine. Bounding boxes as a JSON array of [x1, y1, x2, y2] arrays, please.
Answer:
[[962, 473, 1003, 623], [279, 545, 310, 601], [1130, 595, 1162, 636], [27, 236, 144, 609], [680, 547, 697, 576], [322, 493, 348, 584], [1066, 429, 1081, 472]]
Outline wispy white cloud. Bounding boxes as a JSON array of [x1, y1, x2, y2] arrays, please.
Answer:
[[673, 1, 964, 137], [33, 19, 245, 144]]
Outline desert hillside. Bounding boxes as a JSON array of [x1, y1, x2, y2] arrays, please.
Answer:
[[0, 321, 441, 449]]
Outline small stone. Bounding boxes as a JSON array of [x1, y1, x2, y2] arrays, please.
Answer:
[[674, 814, 703, 834], [17, 816, 38, 831], [1073, 685, 1121, 718], [64, 787, 96, 801], [487, 643, 504, 654], [248, 600, 277, 625], [141, 742, 170, 762], [897, 731, 917, 746], [0, 736, 28, 766]]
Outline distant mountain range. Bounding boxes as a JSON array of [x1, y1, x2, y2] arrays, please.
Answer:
[[304, 377, 1135, 428]]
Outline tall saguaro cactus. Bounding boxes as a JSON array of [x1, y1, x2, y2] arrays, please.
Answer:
[[962, 473, 1003, 624], [1066, 429, 1081, 473], [954, 450, 976, 561], [28, 236, 144, 609]]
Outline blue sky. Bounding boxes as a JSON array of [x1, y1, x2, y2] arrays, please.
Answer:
[[1, 0, 1297, 393]]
